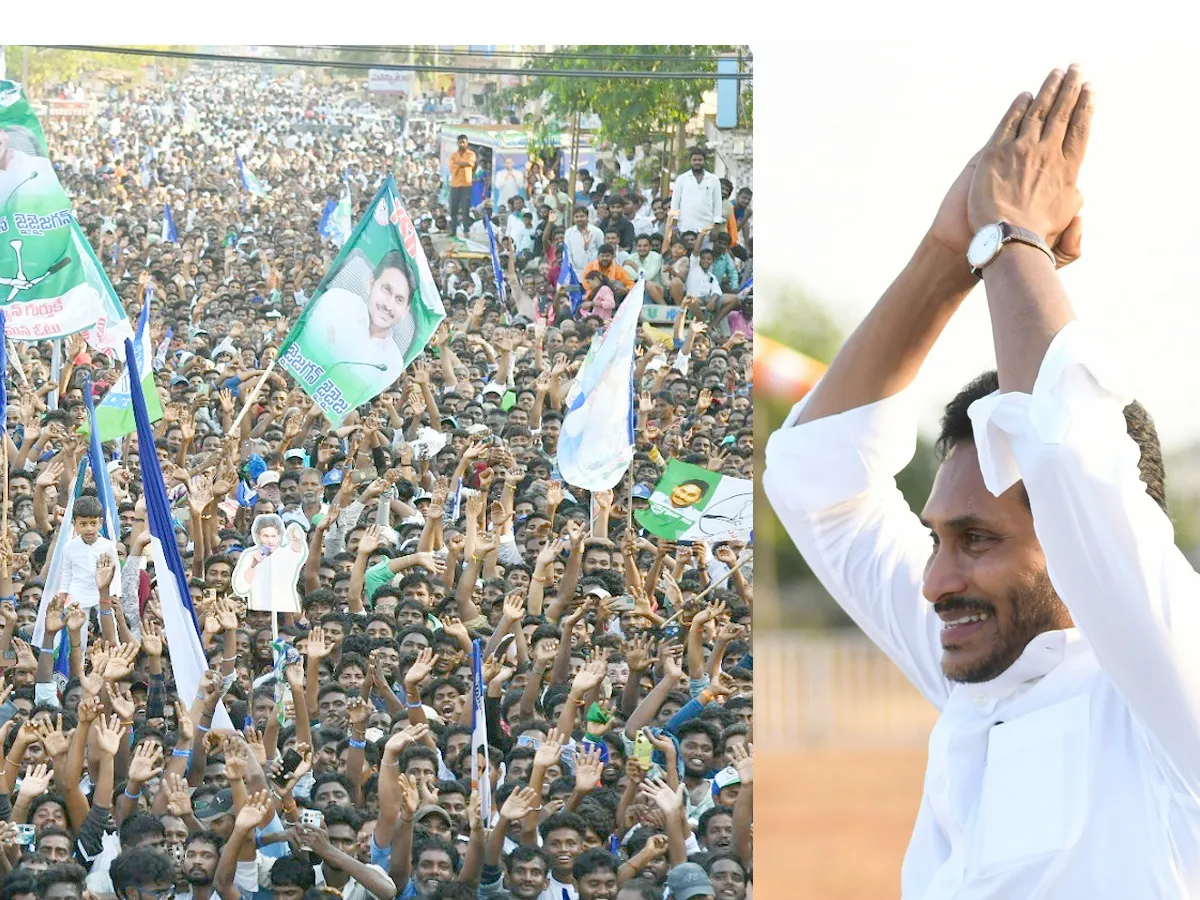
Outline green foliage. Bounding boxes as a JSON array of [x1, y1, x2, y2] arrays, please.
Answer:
[[758, 285, 846, 365], [14, 47, 191, 95], [502, 46, 735, 153]]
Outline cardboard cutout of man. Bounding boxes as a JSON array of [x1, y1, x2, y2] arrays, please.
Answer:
[[231, 514, 308, 614]]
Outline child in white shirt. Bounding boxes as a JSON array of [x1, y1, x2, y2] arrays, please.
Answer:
[[61, 495, 119, 608]]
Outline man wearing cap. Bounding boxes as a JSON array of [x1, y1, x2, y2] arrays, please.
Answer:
[[666, 863, 715, 900]]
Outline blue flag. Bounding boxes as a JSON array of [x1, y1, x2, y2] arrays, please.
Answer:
[[557, 279, 645, 491], [81, 375, 118, 542], [162, 202, 178, 244], [484, 216, 507, 307], [738, 273, 753, 298], [125, 337, 232, 729], [557, 244, 583, 314], [470, 640, 492, 823], [236, 155, 268, 197]]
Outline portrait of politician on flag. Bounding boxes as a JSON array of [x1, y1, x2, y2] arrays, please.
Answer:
[[231, 513, 308, 614], [299, 247, 417, 395]]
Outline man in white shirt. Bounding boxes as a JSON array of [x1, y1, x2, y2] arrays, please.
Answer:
[[563, 206, 604, 275], [670, 149, 723, 237], [494, 155, 523, 207], [765, 65, 1200, 897]]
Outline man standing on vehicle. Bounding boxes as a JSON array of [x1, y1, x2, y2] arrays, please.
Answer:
[[449, 134, 476, 237]]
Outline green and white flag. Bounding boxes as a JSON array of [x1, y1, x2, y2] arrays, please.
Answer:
[[0, 81, 132, 349], [237, 155, 268, 197], [635, 459, 752, 543], [83, 289, 163, 441], [279, 175, 445, 425]]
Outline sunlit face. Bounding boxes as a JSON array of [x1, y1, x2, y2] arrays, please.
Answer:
[[921, 442, 1068, 684], [544, 827, 582, 877], [366, 267, 412, 337], [709, 858, 747, 900]]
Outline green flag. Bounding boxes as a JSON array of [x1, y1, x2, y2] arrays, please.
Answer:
[[634, 459, 752, 543], [278, 175, 445, 425], [0, 81, 131, 349]]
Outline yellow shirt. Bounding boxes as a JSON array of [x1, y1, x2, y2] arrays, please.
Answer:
[[449, 149, 476, 188]]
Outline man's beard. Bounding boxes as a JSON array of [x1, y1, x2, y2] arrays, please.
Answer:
[[942, 568, 1070, 684], [187, 869, 214, 887]]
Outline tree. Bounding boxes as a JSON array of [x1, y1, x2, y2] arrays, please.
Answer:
[[500, 46, 737, 162], [13, 47, 192, 96]]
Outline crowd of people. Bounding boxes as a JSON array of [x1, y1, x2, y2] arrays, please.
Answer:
[[0, 60, 754, 900]]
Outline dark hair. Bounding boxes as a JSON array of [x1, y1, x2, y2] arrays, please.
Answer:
[[0, 873, 38, 900], [118, 812, 166, 849], [323, 804, 364, 831], [269, 857, 317, 890], [430, 885, 476, 900], [539, 810, 585, 841], [371, 249, 417, 304], [704, 850, 748, 876], [504, 845, 552, 874], [35, 863, 86, 898], [936, 370, 1167, 513], [571, 847, 618, 881], [184, 829, 225, 855], [698, 805, 735, 839], [617, 880, 661, 900], [413, 837, 462, 873], [110, 848, 175, 895], [73, 496, 103, 520]]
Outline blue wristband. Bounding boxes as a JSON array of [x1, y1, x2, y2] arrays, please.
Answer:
[[98, 609, 114, 617], [124, 787, 141, 800], [172, 749, 192, 758], [348, 738, 367, 750], [195, 723, 210, 734]]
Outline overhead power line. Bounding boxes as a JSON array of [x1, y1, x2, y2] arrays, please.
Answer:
[[38, 45, 752, 81], [264, 44, 750, 64]]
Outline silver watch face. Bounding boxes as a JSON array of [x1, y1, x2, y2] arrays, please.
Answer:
[[968, 224, 1004, 269]]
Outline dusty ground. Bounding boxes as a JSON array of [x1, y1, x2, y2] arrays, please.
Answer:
[[755, 748, 928, 899]]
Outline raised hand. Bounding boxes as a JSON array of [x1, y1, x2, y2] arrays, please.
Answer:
[[728, 741, 753, 786], [639, 776, 685, 814], [625, 633, 654, 673], [533, 728, 566, 769], [105, 681, 136, 722], [306, 625, 332, 660], [43, 593, 67, 636], [17, 763, 52, 800], [163, 772, 193, 817], [128, 741, 165, 785], [572, 657, 607, 694], [347, 697, 371, 730], [33, 715, 73, 758], [499, 784, 541, 821], [395, 773, 421, 818], [968, 65, 1090, 261], [222, 737, 248, 781], [235, 790, 273, 831], [141, 618, 164, 658], [532, 636, 559, 669], [103, 641, 141, 681], [574, 743, 605, 794], [404, 648, 438, 688], [659, 642, 684, 681], [95, 555, 117, 592], [499, 591, 525, 625], [64, 601, 88, 634]]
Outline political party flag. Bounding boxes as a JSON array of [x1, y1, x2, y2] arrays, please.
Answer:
[[318, 179, 352, 247], [470, 640, 492, 823], [86, 291, 162, 441], [81, 375, 119, 542], [125, 335, 232, 729], [0, 81, 133, 349], [162, 202, 178, 244], [33, 458, 86, 685], [0, 310, 7, 429], [236, 155, 268, 197], [279, 175, 445, 426], [634, 459, 753, 543], [556, 243, 583, 315], [484, 216, 506, 307], [738, 273, 753, 298], [557, 278, 644, 492], [153, 324, 172, 371]]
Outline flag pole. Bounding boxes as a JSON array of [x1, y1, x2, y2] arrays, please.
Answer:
[[625, 467, 634, 532], [659, 551, 753, 626], [230, 358, 279, 433]]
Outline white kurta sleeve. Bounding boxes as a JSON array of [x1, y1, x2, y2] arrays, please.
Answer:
[[763, 389, 950, 708], [969, 321, 1200, 797]]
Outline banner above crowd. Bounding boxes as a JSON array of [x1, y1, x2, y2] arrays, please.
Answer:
[[0, 81, 131, 349], [279, 174, 445, 425], [636, 459, 753, 543]]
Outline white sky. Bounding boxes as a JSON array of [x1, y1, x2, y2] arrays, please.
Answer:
[[755, 42, 1200, 450]]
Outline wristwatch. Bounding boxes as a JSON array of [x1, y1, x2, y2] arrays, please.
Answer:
[[967, 222, 1056, 277]]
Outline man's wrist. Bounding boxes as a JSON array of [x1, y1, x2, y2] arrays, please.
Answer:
[[979, 238, 1053, 281]]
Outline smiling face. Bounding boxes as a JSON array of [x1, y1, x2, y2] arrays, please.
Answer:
[[365, 266, 412, 338], [921, 442, 1070, 684]]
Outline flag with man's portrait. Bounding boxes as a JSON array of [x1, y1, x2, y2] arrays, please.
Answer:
[[279, 175, 445, 426], [635, 459, 752, 543]]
